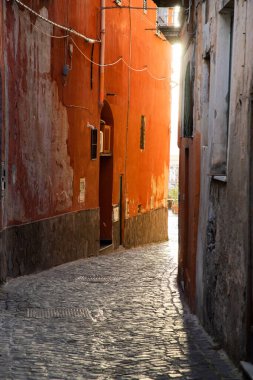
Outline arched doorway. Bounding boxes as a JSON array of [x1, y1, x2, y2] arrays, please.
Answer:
[[99, 101, 114, 249]]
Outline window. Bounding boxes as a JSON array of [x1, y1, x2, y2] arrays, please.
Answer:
[[156, 7, 168, 27], [210, 1, 234, 176], [202, 53, 210, 146], [143, 0, 147, 14], [183, 62, 194, 138], [91, 129, 98, 160], [140, 115, 146, 150], [204, 0, 209, 24]]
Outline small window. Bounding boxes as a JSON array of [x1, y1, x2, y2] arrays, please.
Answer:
[[140, 115, 146, 150], [183, 62, 194, 138], [143, 0, 147, 14], [210, 2, 234, 176], [91, 129, 98, 160], [205, 0, 209, 24]]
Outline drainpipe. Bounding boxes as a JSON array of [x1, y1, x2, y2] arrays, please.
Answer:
[[99, 0, 105, 108]]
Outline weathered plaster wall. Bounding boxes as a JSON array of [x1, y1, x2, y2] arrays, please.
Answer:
[[9, 20, 74, 220], [1, 0, 101, 281], [190, 0, 253, 363], [4, 0, 101, 225], [202, 1, 252, 362], [0, 0, 171, 280]]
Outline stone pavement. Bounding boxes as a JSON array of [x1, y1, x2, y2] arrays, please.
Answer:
[[0, 229, 243, 379]]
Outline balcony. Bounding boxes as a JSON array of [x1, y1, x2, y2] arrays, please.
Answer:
[[153, 0, 184, 6], [156, 7, 182, 44]]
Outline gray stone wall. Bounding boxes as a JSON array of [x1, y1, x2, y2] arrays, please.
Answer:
[[203, 181, 249, 362], [192, 0, 253, 363], [124, 207, 168, 248], [112, 221, 121, 249], [0, 208, 100, 283]]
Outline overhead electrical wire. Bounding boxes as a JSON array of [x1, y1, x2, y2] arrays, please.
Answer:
[[26, 16, 70, 39], [14, 0, 171, 82], [13, 0, 100, 43], [70, 37, 123, 67], [70, 38, 169, 81]]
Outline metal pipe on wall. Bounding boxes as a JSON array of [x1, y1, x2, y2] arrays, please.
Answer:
[[99, 0, 106, 107]]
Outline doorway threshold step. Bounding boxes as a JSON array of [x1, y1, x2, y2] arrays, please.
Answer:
[[99, 243, 113, 255], [240, 361, 253, 379]]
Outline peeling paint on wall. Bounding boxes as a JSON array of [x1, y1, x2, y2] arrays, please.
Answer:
[[7, 6, 73, 222]]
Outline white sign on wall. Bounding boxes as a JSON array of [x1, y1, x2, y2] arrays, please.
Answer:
[[112, 205, 120, 222], [78, 178, 86, 203]]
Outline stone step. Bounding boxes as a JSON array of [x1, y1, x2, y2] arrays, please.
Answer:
[[99, 243, 113, 255], [240, 361, 253, 379]]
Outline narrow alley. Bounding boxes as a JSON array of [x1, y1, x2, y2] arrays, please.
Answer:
[[0, 213, 242, 379], [2, 0, 253, 377]]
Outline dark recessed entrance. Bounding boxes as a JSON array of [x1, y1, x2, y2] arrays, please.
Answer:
[[99, 101, 114, 251]]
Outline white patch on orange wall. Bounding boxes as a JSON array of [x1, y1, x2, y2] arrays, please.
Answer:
[[78, 178, 86, 204], [151, 163, 169, 209], [125, 199, 129, 219], [112, 205, 119, 222]]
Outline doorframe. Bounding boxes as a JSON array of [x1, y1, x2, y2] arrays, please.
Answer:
[[99, 101, 114, 246], [247, 90, 253, 361]]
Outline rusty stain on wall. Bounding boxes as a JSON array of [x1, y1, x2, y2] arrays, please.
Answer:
[[7, 5, 73, 222]]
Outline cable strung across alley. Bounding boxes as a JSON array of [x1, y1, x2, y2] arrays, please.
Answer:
[[70, 37, 170, 81], [12, 0, 100, 43], [13, 0, 170, 82]]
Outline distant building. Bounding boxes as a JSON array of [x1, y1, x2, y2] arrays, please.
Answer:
[[0, 0, 172, 281], [169, 155, 179, 189]]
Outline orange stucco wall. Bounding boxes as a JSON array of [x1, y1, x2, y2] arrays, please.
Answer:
[[104, 0, 171, 224], [3, 0, 171, 242], [4, 0, 101, 227]]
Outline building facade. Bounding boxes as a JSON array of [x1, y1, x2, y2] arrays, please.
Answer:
[[176, 0, 253, 364], [0, 0, 171, 282]]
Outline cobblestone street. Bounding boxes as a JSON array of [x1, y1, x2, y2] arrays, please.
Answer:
[[0, 213, 243, 379]]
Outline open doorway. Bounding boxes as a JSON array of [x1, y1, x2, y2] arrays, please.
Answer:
[[99, 101, 114, 250]]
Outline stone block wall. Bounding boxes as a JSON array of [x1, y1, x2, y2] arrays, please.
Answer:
[[0, 209, 99, 283], [124, 207, 168, 248]]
